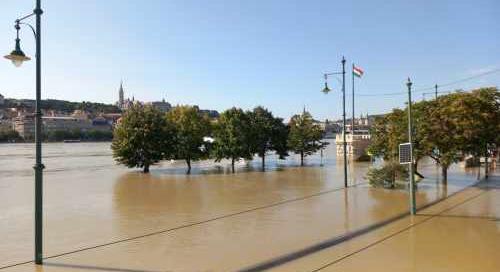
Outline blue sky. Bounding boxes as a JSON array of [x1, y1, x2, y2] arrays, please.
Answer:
[[1, 0, 499, 120]]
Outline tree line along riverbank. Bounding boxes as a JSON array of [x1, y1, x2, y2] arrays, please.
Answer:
[[112, 87, 499, 186], [112, 105, 326, 173]]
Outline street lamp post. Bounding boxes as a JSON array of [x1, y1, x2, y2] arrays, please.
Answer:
[[4, 0, 44, 265], [351, 64, 355, 135], [406, 78, 416, 215], [323, 56, 348, 188]]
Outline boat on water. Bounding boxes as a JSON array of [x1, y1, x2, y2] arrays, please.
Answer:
[[63, 139, 81, 143]]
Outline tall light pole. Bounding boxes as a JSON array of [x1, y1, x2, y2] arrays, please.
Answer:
[[351, 63, 355, 135], [323, 56, 348, 188], [4, 0, 44, 264], [406, 78, 416, 215]]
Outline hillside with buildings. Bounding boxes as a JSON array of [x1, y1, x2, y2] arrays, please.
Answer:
[[0, 82, 219, 142], [1, 81, 378, 144]]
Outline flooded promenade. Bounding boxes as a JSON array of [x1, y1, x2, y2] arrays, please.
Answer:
[[273, 174, 500, 272], [0, 141, 486, 271]]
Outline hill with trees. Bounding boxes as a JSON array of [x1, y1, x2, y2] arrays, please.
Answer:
[[2, 98, 121, 115]]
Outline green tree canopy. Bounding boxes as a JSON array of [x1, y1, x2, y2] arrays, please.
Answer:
[[111, 104, 174, 173], [248, 106, 289, 169], [166, 105, 212, 173], [368, 101, 433, 178], [270, 116, 290, 160], [212, 107, 253, 173], [424, 88, 500, 181], [368, 109, 406, 161], [423, 93, 469, 181], [287, 111, 326, 166], [460, 88, 500, 157], [368, 87, 500, 182]]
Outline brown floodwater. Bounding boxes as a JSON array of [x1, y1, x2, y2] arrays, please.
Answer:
[[0, 141, 482, 270]]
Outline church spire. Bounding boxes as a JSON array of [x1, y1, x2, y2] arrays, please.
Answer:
[[118, 80, 124, 105]]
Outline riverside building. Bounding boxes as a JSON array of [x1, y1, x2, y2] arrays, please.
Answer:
[[13, 111, 112, 140], [334, 114, 376, 161]]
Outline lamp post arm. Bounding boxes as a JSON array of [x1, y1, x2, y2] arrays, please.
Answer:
[[324, 71, 343, 76], [324, 72, 343, 86], [17, 22, 37, 41], [14, 10, 38, 41], [17, 11, 36, 22]]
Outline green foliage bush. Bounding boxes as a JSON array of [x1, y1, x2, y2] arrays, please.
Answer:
[[248, 106, 289, 168], [110, 105, 328, 174], [166, 105, 211, 173], [366, 161, 408, 189], [111, 104, 174, 173], [212, 107, 254, 173], [0, 129, 21, 142], [287, 111, 327, 166], [368, 87, 500, 182]]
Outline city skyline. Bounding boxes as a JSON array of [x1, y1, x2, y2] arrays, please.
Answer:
[[1, 0, 499, 120], [0, 80, 385, 123]]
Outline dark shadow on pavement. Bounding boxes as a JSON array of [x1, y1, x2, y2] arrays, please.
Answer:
[[417, 214, 499, 221]]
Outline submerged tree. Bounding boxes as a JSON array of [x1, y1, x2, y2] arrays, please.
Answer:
[[212, 107, 253, 173], [423, 93, 465, 182], [424, 88, 500, 181], [166, 105, 212, 174], [366, 160, 409, 188], [111, 104, 174, 173], [248, 106, 289, 169], [369, 87, 500, 183], [460, 88, 500, 178], [270, 116, 290, 160], [368, 109, 406, 161], [287, 111, 326, 166], [368, 102, 433, 179]]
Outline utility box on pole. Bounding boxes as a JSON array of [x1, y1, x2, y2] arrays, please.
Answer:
[[399, 143, 412, 164]]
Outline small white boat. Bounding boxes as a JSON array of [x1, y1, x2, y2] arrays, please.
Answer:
[[63, 139, 81, 143]]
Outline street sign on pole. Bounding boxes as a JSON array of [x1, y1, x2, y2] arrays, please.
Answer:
[[399, 143, 412, 164]]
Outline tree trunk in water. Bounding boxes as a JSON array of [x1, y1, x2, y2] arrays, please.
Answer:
[[300, 151, 304, 166], [261, 154, 265, 170], [477, 165, 480, 180], [231, 157, 235, 173], [391, 169, 396, 189], [485, 151, 489, 179], [414, 161, 425, 179], [143, 163, 150, 173], [186, 158, 191, 174], [441, 166, 448, 184]]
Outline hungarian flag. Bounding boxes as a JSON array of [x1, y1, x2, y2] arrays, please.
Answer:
[[353, 66, 364, 78]]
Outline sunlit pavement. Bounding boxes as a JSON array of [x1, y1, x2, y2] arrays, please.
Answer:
[[1, 167, 496, 272]]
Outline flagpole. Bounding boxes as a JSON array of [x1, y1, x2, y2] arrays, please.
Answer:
[[352, 64, 355, 136]]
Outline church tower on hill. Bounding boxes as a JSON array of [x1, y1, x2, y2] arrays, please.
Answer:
[[118, 81, 124, 106]]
